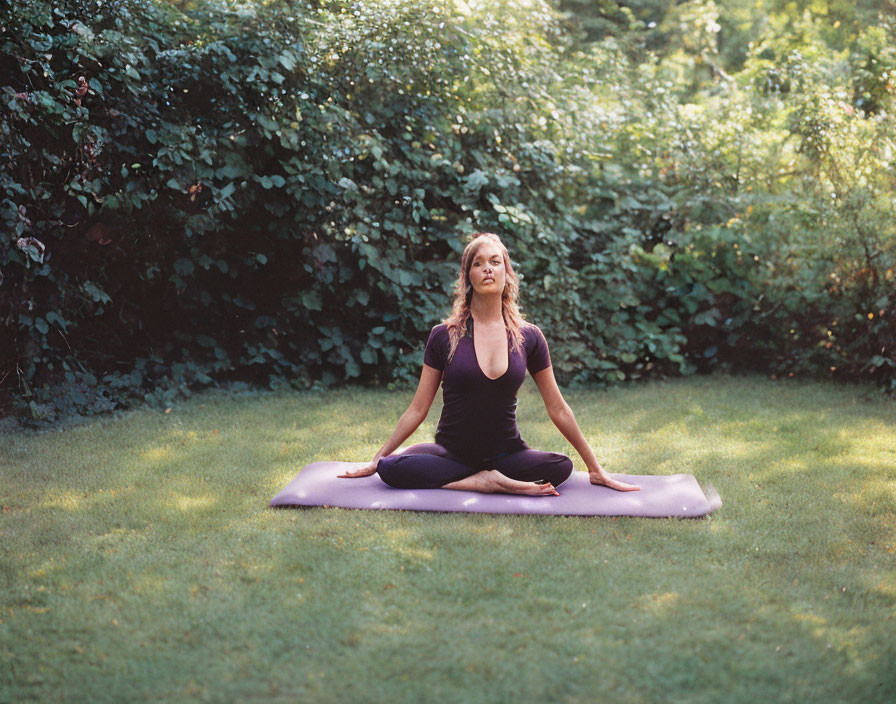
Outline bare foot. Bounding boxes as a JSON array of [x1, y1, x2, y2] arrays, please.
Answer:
[[443, 470, 559, 496]]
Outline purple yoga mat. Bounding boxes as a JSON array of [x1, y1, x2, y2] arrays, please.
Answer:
[[270, 461, 721, 518]]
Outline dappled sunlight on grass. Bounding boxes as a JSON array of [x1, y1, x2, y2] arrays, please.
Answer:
[[791, 610, 827, 627], [1, 375, 894, 702], [128, 571, 174, 598], [465, 522, 516, 541], [40, 486, 137, 513], [809, 623, 876, 674], [27, 560, 62, 581], [388, 543, 435, 566], [40, 489, 86, 512], [92, 525, 151, 549], [869, 574, 896, 601], [170, 493, 216, 512], [141, 444, 176, 464], [632, 591, 682, 613]]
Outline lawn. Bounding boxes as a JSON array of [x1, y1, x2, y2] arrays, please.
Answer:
[[1, 375, 894, 703]]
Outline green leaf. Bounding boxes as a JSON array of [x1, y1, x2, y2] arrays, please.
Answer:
[[82, 281, 111, 304], [46, 312, 68, 332], [233, 296, 256, 310], [694, 309, 720, 326], [464, 169, 489, 194], [257, 114, 278, 131], [345, 359, 361, 378], [302, 291, 322, 311], [279, 51, 297, 71]]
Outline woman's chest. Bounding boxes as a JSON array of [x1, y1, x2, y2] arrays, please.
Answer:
[[444, 338, 526, 391], [473, 325, 510, 379]]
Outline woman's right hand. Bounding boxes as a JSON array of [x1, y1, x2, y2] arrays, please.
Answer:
[[337, 460, 379, 478]]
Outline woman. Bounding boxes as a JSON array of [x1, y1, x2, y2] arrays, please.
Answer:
[[339, 233, 640, 496]]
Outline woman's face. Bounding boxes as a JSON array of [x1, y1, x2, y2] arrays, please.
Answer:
[[468, 241, 506, 296]]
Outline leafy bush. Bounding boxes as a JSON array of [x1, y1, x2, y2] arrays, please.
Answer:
[[1, 0, 893, 425]]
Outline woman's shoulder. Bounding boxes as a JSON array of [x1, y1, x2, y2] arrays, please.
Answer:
[[423, 323, 451, 369], [520, 321, 550, 353], [426, 323, 450, 346], [520, 321, 551, 372], [521, 321, 546, 340]]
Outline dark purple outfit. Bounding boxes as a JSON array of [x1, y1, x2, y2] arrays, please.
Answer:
[[376, 321, 573, 489]]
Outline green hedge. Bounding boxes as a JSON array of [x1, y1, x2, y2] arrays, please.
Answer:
[[1, 0, 893, 424]]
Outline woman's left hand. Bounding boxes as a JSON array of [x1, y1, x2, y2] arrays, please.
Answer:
[[589, 470, 640, 492], [338, 461, 378, 478]]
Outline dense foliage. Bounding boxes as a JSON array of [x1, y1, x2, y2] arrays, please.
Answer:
[[1, 0, 893, 423]]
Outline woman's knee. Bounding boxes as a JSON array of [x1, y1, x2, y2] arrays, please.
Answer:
[[377, 454, 469, 489], [376, 456, 410, 488], [399, 443, 454, 459], [546, 454, 574, 486]]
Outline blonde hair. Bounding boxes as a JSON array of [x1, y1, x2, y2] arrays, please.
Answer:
[[444, 233, 526, 362]]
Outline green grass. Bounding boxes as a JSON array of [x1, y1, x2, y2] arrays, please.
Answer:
[[1, 374, 894, 703]]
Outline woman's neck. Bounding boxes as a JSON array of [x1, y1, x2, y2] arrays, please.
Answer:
[[470, 293, 504, 325]]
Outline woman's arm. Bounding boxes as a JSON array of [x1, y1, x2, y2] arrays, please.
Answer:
[[531, 366, 640, 492], [338, 364, 443, 478]]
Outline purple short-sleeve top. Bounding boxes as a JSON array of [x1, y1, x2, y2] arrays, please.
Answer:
[[423, 320, 552, 465]]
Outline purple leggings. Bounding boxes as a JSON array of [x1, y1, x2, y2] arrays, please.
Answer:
[[377, 443, 573, 490]]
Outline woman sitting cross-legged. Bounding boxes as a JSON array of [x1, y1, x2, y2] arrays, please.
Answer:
[[339, 232, 640, 496]]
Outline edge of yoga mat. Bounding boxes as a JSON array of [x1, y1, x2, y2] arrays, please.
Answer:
[[270, 461, 722, 518]]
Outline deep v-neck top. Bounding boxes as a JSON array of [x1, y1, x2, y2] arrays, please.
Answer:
[[423, 321, 552, 464], [471, 318, 510, 379]]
